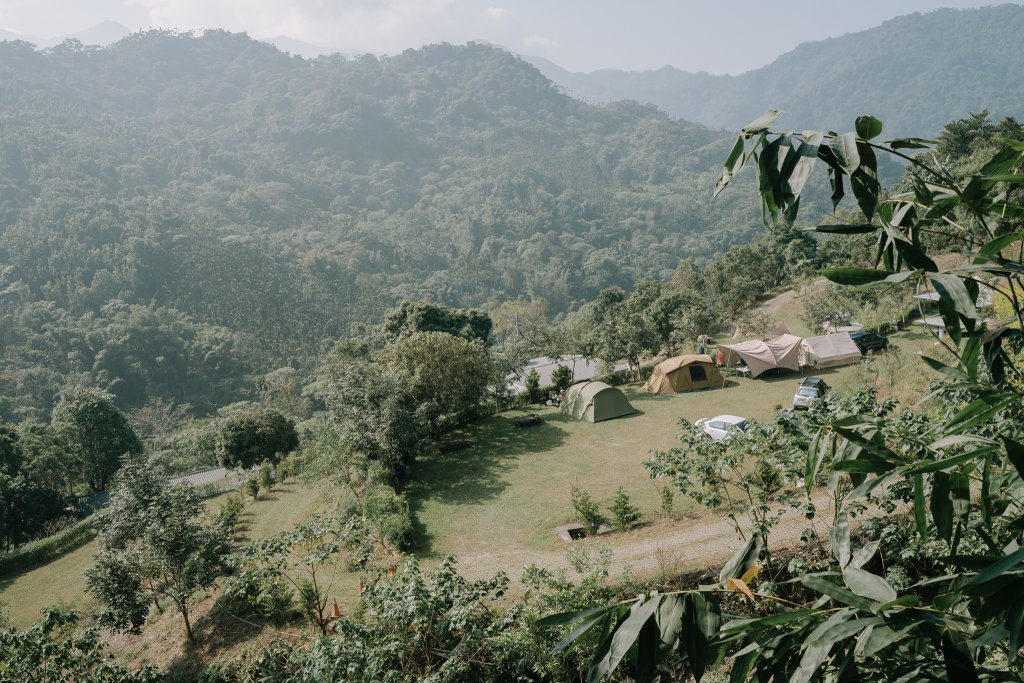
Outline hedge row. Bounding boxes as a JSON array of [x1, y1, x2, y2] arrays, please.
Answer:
[[0, 514, 98, 578]]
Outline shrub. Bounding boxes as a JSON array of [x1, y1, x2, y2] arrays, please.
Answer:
[[551, 364, 574, 392], [609, 488, 643, 530], [524, 369, 541, 403], [570, 484, 606, 536], [363, 484, 413, 550], [244, 477, 260, 500], [659, 485, 675, 518], [259, 460, 275, 491]]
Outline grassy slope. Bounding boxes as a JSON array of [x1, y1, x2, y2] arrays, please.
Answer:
[[0, 481, 323, 628]]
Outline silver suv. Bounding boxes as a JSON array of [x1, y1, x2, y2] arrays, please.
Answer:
[[793, 377, 828, 410]]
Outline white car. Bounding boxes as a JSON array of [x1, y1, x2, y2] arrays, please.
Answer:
[[695, 415, 752, 441]]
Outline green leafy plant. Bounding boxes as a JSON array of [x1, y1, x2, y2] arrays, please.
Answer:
[[608, 488, 642, 530], [570, 483, 606, 536]]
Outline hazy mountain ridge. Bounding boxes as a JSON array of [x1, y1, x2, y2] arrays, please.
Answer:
[[0, 32, 769, 417], [526, 5, 1024, 137]]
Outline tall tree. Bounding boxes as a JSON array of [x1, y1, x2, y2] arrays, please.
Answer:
[[218, 408, 299, 470], [86, 458, 228, 642], [51, 387, 142, 492], [377, 331, 493, 435]]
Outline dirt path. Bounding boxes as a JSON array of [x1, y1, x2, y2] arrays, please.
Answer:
[[758, 289, 797, 314], [454, 491, 836, 581]]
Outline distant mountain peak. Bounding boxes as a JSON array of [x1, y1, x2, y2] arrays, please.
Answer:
[[526, 4, 1024, 137]]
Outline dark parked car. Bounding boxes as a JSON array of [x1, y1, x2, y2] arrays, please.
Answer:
[[850, 331, 889, 353]]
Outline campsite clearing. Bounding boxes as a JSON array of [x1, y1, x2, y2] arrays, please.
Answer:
[[407, 363, 864, 570]]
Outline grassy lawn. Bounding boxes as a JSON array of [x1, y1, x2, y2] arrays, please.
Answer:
[[0, 480, 323, 628], [406, 365, 862, 559]]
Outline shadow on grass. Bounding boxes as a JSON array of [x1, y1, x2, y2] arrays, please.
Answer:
[[405, 412, 570, 553], [162, 590, 294, 682]]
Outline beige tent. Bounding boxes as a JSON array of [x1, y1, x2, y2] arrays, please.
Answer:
[[799, 333, 862, 369], [719, 334, 803, 378], [643, 354, 725, 394]]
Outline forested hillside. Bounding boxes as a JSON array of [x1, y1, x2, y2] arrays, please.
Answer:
[[528, 4, 1024, 137], [0, 31, 763, 419]]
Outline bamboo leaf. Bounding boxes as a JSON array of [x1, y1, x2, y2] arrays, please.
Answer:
[[844, 567, 897, 604], [830, 512, 851, 568]]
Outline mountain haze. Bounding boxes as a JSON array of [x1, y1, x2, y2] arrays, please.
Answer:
[[527, 5, 1024, 137], [0, 32, 765, 417]]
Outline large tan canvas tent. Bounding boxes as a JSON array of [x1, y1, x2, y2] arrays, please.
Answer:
[[561, 381, 636, 423], [799, 333, 862, 369], [718, 334, 803, 378], [643, 354, 724, 394]]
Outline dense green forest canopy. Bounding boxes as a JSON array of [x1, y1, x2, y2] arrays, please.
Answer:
[[0, 31, 768, 419], [529, 5, 1024, 138]]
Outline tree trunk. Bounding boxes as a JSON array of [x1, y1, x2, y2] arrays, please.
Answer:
[[180, 604, 195, 642]]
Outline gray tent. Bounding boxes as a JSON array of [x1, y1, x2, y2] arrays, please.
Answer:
[[561, 381, 636, 423]]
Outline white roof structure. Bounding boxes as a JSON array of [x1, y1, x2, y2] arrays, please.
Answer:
[[799, 332, 862, 369], [507, 355, 623, 394], [718, 334, 803, 378]]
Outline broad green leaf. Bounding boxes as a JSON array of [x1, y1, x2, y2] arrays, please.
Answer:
[[931, 273, 977, 323], [921, 356, 966, 382], [633, 613, 660, 683], [1005, 437, 1024, 481], [832, 133, 860, 174], [914, 473, 928, 539], [811, 223, 877, 235], [588, 596, 662, 683], [830, 512, 851, 568], [1006, 596, 1024, 663], [655, 595, 685, 649], [805, 430, 826, 497], [883, 137, 936, 150], [979, 231, 1024, 257], [715, 136, 746, 197], [964, 546, 1024, 588], [850, 541, 880, 570], [851, 143, 879, 219], [942, 632, 981, 683], [903, 446, 998, 475], [844, 567, 897, 604], [801, 574, 877, 612], [819, 268, 890, 286], [932, 471, 953, 543], [855, 115, 884, 140], [682, 593, 721, 681], [783, 131, 823, 199], [538, 604, 615, 628], [945, 393, 1017, 435], [741, 109, 782, 136], [551, 610, 614, 653], [720, 532, 762, 582]]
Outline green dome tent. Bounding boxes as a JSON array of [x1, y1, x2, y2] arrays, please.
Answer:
[[561, 381, 636, 423]]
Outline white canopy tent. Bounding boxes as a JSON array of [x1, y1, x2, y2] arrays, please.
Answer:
[[799, 332, 863, 369]]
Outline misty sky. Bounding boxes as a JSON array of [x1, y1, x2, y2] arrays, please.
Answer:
[[0, 0, 1010, 73]]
